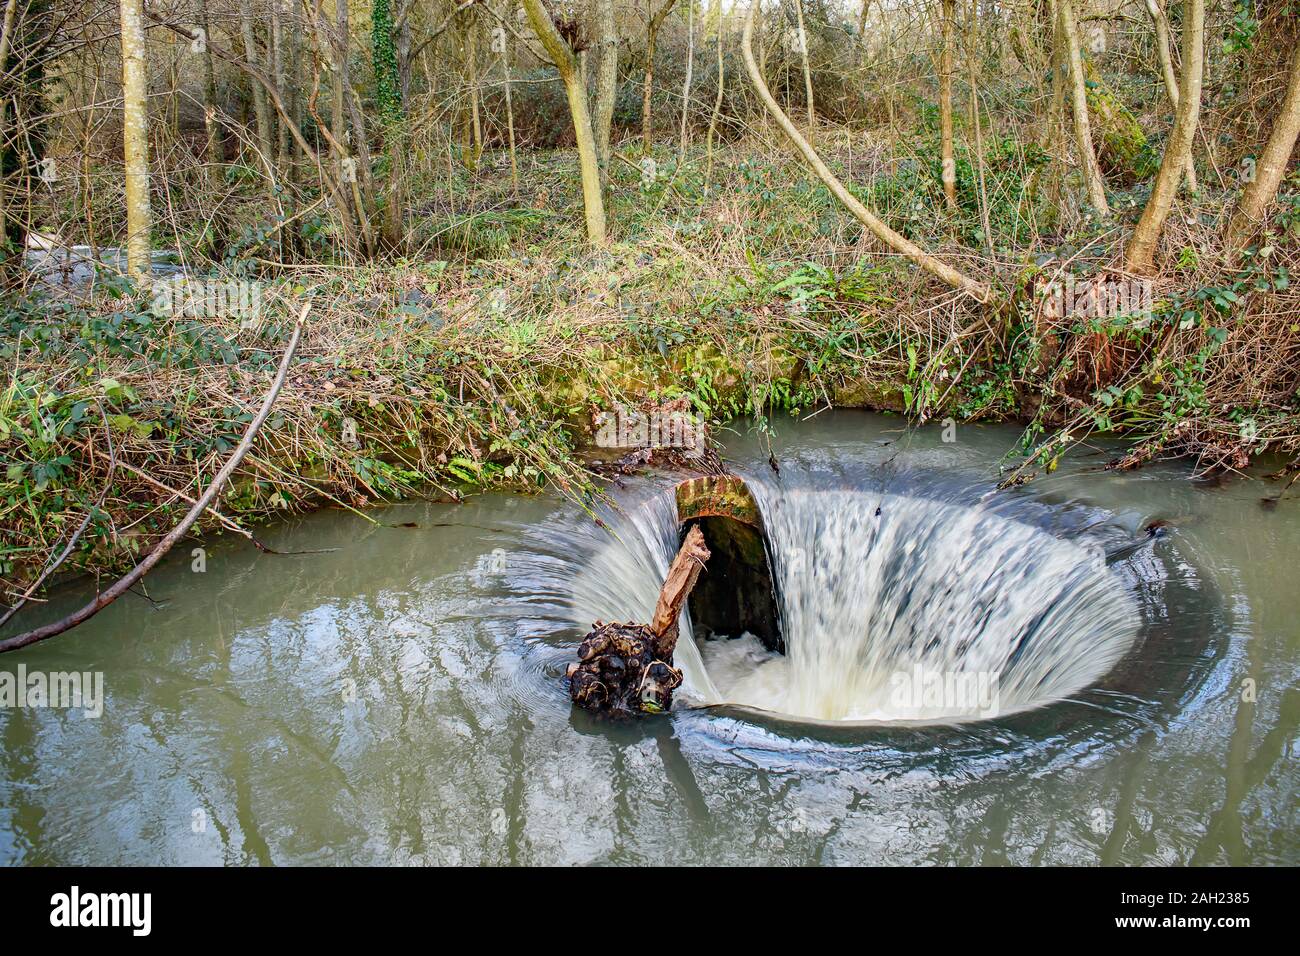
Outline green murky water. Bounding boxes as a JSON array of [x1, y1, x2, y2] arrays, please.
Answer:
[[2, 412, 1296, 864]]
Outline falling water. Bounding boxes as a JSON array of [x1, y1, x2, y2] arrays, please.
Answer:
[[5, 411, 1285, 865], [573, 471, 1141, 724], [568, 487, 721, 702]]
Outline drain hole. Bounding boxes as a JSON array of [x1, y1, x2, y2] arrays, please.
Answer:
[[684, 515, 784, 654]]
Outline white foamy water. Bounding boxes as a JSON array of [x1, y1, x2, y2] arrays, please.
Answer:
[[574, 478, 1140, 724], [714, 484, 1139, 722], [569, 488, 722, 702]]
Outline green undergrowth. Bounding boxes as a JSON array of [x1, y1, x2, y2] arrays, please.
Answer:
[[3, 141, 1298, 596]]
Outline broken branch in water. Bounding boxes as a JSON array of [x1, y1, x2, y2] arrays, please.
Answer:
[[650, 523, 711, 656], [0, 303, 311, 653], [567, 524, 711, 717]]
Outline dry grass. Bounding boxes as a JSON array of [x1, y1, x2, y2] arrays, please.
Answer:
[[3, 128, 1298, 604]]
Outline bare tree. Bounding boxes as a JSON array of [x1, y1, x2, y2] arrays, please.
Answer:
[[641, 0, 678, 153], [679, 0, 695, 162], [1056, 0, 1109, 216], [793, 0, 814, 127], [1225, 44, 1300, 253], [466, 14, 484, 169], [594, 0, 617, 191], [374, 0, 407, 247], [939, 0, 957, 209], [120, 0, 152, 275], [196, 0, 222, 177], [239, 0, 276, 170], [0, 0, 24, 254], [521, 0, 606, 242], [855, 0, 871, 65], [497, 0, 520, 193], [704, 0, 725, 187], [740, 2, 991, 302], [1144, 0, 1197, 192], [1126, 0, 1204, 273]]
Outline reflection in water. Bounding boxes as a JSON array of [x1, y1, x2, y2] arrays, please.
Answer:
[[0, 412, 1296, 865]]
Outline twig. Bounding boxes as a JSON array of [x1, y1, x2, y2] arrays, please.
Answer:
[[110, 457, 338, 556]]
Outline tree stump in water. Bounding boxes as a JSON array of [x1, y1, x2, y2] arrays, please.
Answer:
[[567, 525, 711, 717]]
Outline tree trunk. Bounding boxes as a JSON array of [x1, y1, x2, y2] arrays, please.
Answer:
[[594, 0, 617, 192], [374, 0, 406, 248], [196, 0, 222, 177], [1145, 0, 1198, 191], [120, 0, 152, 276], [342, 84, 380, 255], [642, 22, 658, 152], [302, 1, 374, 254], [0, 0, 22, 254], [396, 0, 413, 104], [238, 0, 275, 171], [271, 0, 288, 169], [290, 27, 304, 175], [1126, 0, 1204, 274], [739, 3, 991, 302], [679, 0, 695, 163], [967, 0, 991, 252], [705, 0, 725, 188], [642, 1, 679, 153], [500, 0, 519, 193], [1057, 0, 1109, 216], [1038, 0, 1068, 215], [330, 1, 378, 256], [567, 525, 711, 718], [521, 0, 606, 243], [1225, 44, 1300, 253], [650, 524, 711, 652], [467, 16, 483, 170], [333, 0, 349, 175], [794, 0, 814, 127], [855, 0, 871, 66], [940, 0, 957, 208]]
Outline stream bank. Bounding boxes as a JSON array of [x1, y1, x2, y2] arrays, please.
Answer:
[[1, 412, 1294, 865]]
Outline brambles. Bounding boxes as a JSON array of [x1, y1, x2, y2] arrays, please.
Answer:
[[3, 1, 1298, 618]]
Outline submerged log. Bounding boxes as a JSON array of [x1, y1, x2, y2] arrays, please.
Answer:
[[567, 526, 711, 717]]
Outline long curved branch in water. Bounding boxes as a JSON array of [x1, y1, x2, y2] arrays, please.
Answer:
[[738, 4, 992, 304], [0, 303, 311, 654]]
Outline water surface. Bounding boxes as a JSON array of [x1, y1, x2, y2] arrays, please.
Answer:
[[1, 412, 1296, 865]]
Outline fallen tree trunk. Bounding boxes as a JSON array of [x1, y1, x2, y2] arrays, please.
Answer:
[[738, 2, 992, 303], [567, 525, 710, 717]]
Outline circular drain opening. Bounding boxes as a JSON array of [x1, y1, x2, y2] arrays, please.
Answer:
[[687, 489, 1140, 725]]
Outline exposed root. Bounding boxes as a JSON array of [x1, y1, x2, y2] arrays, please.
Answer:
[[566, 524, 710, 718]]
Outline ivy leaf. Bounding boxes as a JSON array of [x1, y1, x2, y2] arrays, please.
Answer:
[[100, 377, 139, 403]]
